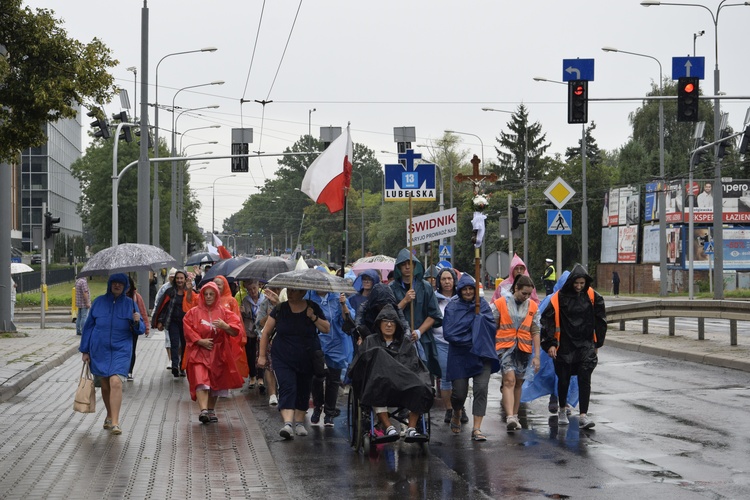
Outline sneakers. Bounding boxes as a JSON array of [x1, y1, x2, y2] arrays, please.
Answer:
[[172, 367, 179, 378], [295, 423, 308, 436], [506, 415, 521, 431], [324, 414, 335, 427], [548, 395, 559, 414], [378, 425, 400, 443], [385, 425, 398, 437], [557, 410, 569, 426], [579, 414, 595, 429], [404, 427, 428, 443], [268, 394, 278, 406], [460, 406, 469, 424], [443, 409, 453, 423], [199, 409, 211, 424], [127, 374, 133, 382], [310, 407, 322, 424], [566, 405, 573, 416], [279, 423, 294, 440]]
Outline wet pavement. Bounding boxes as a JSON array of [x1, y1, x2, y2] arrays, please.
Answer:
[[0, 310, 749, 499]]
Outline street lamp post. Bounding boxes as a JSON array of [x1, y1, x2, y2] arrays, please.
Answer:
[[444, 130, 484, 173], [212, 175, 237, 234], [308, 108, 316, 149], [641, 0, 750, 298], [169, 86, 223, 264], [602, 47, 668, 297], [153, 47, 217, 247]]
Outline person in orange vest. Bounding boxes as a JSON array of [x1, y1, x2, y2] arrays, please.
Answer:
[[540, 264, 606, 430], [491, 274, 540, 432]]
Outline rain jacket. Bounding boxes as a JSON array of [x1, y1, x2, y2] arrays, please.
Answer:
[[182, 282, 245, 401], [152, 279, 196, 331], [355, 283, 410, 342], [443, 274, 500, 380], [347, 305, 434, 414], [80, 274, 145, 378], [521, 271, 580, 406], [211, 275, 249, 378], [349, 269, 380, 317], [491, 254, 540, 304], [541, 264, 607, 363], [390, 248, 443, 377], [305, 290, 355, 370]]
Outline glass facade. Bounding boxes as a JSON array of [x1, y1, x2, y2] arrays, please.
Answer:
[[21, 110, 83, 251]]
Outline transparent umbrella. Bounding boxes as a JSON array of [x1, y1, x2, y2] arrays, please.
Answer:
[[78, 243, 177, 277], [266, 268, 355, 293], [228, 256, 294, 282]]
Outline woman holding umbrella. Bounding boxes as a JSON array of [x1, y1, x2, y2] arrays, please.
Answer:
[[258, 287, 330, 440], [80, 274, 145, 435]]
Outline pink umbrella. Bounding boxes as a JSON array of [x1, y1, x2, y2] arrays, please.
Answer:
[[351, 256, 395, 282]]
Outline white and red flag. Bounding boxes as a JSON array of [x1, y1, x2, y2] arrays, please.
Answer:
[[212, 233, 232, 259], [300, 125, 353, 213]]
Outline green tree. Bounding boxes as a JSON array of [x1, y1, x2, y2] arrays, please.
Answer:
[[0, 1, 117, 160], [491, 104, 551, 184]]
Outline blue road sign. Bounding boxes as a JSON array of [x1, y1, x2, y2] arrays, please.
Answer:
[[439, 244, 451, 259], [547, 209, 573, 235], [703, 241, 714, 255], [672, 56, 705, 80], [562, 58, 595, 82], [384, 149, 437, 201]]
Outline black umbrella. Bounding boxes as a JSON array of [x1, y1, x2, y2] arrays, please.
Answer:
[[305, 258, 326, 268], [185, 251, 220, 267], [78, 243, 177, 278], [228, 256, 294, 282], [200, 256, 253, 284]]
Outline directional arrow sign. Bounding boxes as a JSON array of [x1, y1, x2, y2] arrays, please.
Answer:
[[672, 56, 705, 80], [562, 58, 595, 82]]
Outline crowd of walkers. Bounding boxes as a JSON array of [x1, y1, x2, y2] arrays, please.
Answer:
[[77, 249, 606, 441]]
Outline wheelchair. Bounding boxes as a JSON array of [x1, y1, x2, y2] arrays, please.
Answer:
[[346, 387, 430, 455]]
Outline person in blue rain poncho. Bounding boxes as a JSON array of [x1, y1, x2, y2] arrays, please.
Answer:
[[80, 274, 146, 435], [443, 274, 500, 442], [305, 268, 355, 427], [521, 271, 580, 414]]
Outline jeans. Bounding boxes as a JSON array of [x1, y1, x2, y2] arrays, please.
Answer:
[[76, 307, 89, 335], [168, 322, 184, 371], [312, 368, 342, 415]]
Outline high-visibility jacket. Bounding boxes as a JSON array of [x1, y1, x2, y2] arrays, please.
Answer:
[[494, 297, 538, 353], [543, 265, 556, 282], [549, 288, 597, 344]]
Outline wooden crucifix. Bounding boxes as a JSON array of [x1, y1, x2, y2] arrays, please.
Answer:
[[455, 155, 497, 312]]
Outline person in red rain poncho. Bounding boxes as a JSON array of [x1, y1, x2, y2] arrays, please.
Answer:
[[182, 281, 245, 424], [209, 275, 250, 381]]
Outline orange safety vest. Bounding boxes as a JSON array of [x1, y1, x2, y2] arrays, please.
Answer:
[[494, 296, 538, 353], [549, 288, 597, 344]]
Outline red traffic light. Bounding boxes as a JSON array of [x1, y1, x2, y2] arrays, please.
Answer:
[[574, 85, 585, 96], [683, 82, 695, 93]]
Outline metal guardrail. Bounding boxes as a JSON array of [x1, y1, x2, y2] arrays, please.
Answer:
[[606, 300, 750, 346], [14, 268, 77, 294]]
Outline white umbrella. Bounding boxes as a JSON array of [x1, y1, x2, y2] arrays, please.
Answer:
[[10, 262, 34, 274], [78, 243, 177, 277], [267, 268, 355, 293]]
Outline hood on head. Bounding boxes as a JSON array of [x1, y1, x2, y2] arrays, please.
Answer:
[[424, 265, 440, 279], [353, 269, 380, 292], [368, 283, 397, 309], [560, 264, 592, 294], [374, 304, 404, 339], [213, 275, 232, 299], [435, 267, 458, 295], [508, 254, 527, 278], [107, 273, 130, 295], [455, 273, 476, 298], [393, 248, 424, 281], [199, 281, 221, 309]]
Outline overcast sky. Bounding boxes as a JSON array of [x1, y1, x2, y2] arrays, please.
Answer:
[[27, 0, 750, 232]]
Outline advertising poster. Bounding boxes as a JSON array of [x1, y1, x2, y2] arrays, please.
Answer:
[[644, 181, 660, 222], [601, 191, 609, 227], [690, 228, 750, 271], [600, 227, 618, 263], [641, 225, 660, 263], [666, 227, 682, 266], [665, 182, 684, 223], [617, 225, 638, 263], [689, 227, 712, 269], [618, 185, 640, 226], [608, 188, 619, 226]]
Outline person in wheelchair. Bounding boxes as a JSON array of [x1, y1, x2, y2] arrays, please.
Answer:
[[352, 283, 410, 346], [348, 304, 434, 443]]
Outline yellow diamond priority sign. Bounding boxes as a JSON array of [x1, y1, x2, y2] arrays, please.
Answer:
[[544, 177, 576, 209]]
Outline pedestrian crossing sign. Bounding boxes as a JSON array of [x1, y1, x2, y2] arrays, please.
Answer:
[[703, 241, 714, 255], [439, 244, 451, 259], [547, 209, 573, 235]]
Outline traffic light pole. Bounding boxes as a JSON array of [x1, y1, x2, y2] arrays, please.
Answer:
[[581, 123, 588, 271], [41, 202, 47, 329], [507, 194, 513, 258], [111, 121, 139, 245]]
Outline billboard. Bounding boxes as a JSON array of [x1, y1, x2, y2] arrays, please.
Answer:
[[665, 180, 750, 224], [607, 188, 619, 226], [644, 181, 661, 222], [687, 227, 750, 270], [617, 225, 638, 263], [601, 227, 618, 263], [667, 227, 682, 266], [618, 186, 640, 226], [642, 225, 661, 263]]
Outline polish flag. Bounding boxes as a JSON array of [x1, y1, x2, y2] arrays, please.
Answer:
[[300, 125, 352, 213], [212, 233, 232, 259]]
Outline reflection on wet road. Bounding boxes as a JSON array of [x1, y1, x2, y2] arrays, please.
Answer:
[[254, 345, 750, 499]]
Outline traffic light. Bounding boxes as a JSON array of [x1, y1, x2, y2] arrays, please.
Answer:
[[135, 126, 153, 149], [690, 139, 707, 168], [677, 77, 699, 122], [567, 80, 588, 124], [716, 128, 733, 159], [87, 108, 110, 139], [44, 212, 60, 239], [112, 111, 133, 142], [511, 206, 527, 230]]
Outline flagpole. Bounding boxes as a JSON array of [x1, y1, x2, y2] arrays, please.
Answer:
[[409, 195, 414, 330], [341, 188, 348, 273]]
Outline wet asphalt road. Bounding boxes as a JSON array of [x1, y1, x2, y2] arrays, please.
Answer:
[[252, 345, 750, 500]]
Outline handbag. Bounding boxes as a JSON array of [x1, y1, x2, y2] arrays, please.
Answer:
[[73, 361, 97, 413]]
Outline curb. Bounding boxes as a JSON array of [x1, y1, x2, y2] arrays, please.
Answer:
[[0, 343, 79, 404], [606, 338, 750, 373]]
